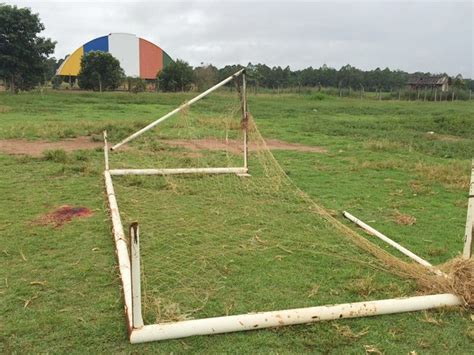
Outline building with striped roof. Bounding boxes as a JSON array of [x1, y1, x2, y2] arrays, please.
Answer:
[[57, 33, 173, 79]]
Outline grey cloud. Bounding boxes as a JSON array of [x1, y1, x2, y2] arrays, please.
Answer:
[[6, 0, 473, 77]]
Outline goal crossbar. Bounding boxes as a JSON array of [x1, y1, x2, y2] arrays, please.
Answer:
[[109, 167, 248, 176], [111, 68, 245, 151]]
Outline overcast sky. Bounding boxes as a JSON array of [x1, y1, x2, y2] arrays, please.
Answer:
[[6, 0, 474, 77]]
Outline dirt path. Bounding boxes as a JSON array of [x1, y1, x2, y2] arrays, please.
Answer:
[[0, 136, 326, 157], [163, 138, 327, 154], [0, 137, 102, 157]]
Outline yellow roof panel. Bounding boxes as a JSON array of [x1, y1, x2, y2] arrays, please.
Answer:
[[57, 46, 84, 76]]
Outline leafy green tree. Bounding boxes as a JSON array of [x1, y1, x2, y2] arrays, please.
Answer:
[[157, 59, 193, 92], [217, 64, 245, 87], [0, 4, 56, 92], [453, 74, 465, 89], [193, 64, 218, 91], [465, 79, 474, 91], [78, 51, 124, 91], [245, 62, 264, 89], [44, 57, 59, 82]]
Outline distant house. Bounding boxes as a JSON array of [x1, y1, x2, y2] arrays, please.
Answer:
[[407, 75, 450, 92]]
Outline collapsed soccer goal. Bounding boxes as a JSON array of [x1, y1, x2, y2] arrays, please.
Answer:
[[103, 69, 471, 344]]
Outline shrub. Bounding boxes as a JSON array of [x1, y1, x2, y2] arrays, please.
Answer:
[[157, 59, 193, 92], [43, 149, 68, 163], [78, 51, 124, 92], [127, 77, 146, 93]]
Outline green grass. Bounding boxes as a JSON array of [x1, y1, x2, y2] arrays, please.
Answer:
[[0, 90, 473, 353]]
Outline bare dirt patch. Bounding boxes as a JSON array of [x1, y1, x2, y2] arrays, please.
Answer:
[[0, 137, 102, 157], [34, 205, 93, 228], [162, 138, 327, 154]]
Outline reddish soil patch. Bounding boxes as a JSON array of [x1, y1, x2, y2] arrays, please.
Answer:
[[0, 137, 102, 157], [163, 138, 327, 154], [35, 205, 93, 228]]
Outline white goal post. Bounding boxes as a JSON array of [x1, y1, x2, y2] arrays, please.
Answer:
[[463, 159, 474, 259], [103, 70, 464, 344]]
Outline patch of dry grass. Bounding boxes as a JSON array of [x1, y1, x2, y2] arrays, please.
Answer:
[[363, 139, 407, 152], [347, 275, 378, 298], [420, 311, 444, 326], [440, 258, 474, 308], [360, 159, 405, 171], [364, 344, 384, 354], [427, 246, 447, 257], [332, 323, 369, 340], [392, 210, 417, 225], [414, 162, 470, 190], [424, 132, 467, 142], [0, 105, 12, 113], [409, 180, 434, 195]]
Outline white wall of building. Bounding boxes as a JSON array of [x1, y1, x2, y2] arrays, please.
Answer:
[[109, 33, 140, 77]]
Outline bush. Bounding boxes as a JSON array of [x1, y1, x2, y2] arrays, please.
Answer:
[[51, 76, 62, 89], [310, 92, 331, 101], [43, 149, 68, 163], [127, 77, 146, 93], [157, 59, 193, 92], [78, 51, 124, 91]]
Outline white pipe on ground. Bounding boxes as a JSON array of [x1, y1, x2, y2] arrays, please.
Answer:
[[109, 167, 248, 176], [130, 222, 144, 329], [129, 293, 461, 343], [342, 211, 446, 277], [111, 69, 245, 151], [104, 171, 133, 332], [463, 159, 473, 259]]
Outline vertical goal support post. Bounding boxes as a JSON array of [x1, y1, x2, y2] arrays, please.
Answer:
[[463, 159, 474, 259], [130, 222, 144, 329]]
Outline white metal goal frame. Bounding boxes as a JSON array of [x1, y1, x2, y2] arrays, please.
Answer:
[[108, 68, 249, 177], [103, 70, 470, 344]]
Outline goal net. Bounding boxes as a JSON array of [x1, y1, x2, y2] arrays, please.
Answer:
[[104, 70, 466, 343]]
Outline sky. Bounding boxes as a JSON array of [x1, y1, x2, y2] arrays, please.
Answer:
[[6, 0, 474, 77]]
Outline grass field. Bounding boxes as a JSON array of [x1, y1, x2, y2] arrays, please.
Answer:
[[1, 90, 473, 353]]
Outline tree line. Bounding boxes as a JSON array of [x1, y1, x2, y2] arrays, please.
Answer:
[[188, 62, 473, 93], [1, 3, 473, 96]]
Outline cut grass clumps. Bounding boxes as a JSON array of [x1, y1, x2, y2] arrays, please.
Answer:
[[42, 149, 68, 163], [415, 161, 471, 190], [310, 92, 333, 101]]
